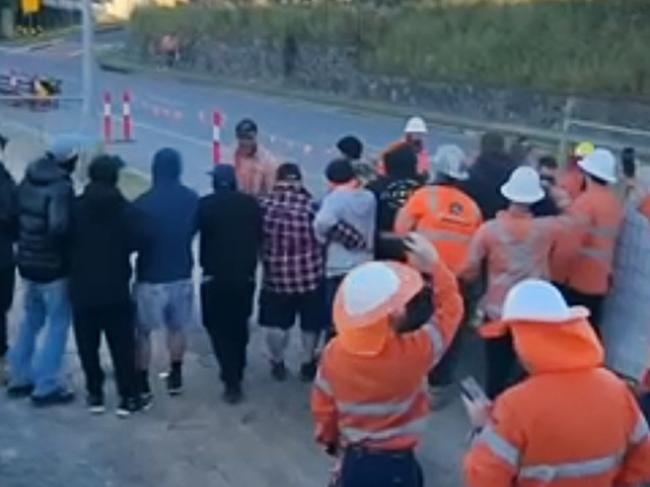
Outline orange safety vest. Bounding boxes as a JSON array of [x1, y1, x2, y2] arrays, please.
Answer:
[[395, 185, 482, 275], [311, 262, 463, 451], [462, 211, 563, 329], [561, 185, 624, 295], [465, 370, 650, 487], [378, 140, 430, 177], [465, 317, 650, 487]]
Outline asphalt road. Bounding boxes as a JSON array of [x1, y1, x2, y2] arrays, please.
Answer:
[[0, 29, 478, 195]]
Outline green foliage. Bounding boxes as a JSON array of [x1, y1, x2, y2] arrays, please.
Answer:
[[129, 0, 650, 97]]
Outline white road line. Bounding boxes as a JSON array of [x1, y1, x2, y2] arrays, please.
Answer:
[[144, 94, 189, 109], [133, 120, 212, 147]]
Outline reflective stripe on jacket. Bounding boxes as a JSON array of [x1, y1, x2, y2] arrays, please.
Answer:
[[394, 185, 482, 275], [461, 210, 564, 323], [553, 184, 624, 295], [311, 261, 463, 450], [464, 369, 650, 487]]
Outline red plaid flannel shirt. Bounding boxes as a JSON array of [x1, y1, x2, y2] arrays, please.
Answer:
[[259, 182, 324, 294]]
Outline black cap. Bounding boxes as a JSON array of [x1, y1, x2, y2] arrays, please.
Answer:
[[336, 136, 363, 161], [235, 119, 258, 140], [209, 164, 238, 191], [326, 158, 356, 184], [88, 155, 124, 186], [276, 162, 302, 182]]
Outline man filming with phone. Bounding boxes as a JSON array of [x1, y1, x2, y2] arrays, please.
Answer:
[[310, 233, 464, 487]]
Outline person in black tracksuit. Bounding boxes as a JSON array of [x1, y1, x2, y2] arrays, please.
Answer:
[[68, 155, 146, 417], [0, 135, 17, 379], [198, 165, 262, 404]]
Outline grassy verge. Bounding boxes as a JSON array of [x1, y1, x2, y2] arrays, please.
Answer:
[[129, 0, 650, 99]]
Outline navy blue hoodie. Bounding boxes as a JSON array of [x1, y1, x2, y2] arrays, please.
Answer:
[[134, 149, 199, 283]]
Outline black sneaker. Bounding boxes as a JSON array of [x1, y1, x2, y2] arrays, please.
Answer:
[[270, 361, 288, 382], [116, 396, 142, 418], [299, 360, 318, 383], [222, 385, 243, 405], [86, 394, 106, 415], [7, 383, 34, 398], [31, 388, 75, 407], [140, 391, 153, 411], [166, 369, 183, 396]]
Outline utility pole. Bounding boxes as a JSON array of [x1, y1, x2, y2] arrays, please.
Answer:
[[81, 0, 94, 131]]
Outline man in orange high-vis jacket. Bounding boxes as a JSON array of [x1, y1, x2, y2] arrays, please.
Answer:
[[311, 233, 463, 487], [395, 144, 482, 276], [461, 167, 568, 399], [377, 117, 431, 180], [553, 148, 624, 333], [464, 279, 650, 487]]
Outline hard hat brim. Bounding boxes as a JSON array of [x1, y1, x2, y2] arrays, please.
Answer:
[[577, 159, 617, 184], [500, 183, 545, 204], [501, 305, 590, 325]]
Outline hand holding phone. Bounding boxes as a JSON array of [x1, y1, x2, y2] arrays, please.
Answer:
[[460, 376, 492, 429]]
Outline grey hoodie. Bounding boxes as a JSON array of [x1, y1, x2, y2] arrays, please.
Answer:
[[314, 187, 376, 277]]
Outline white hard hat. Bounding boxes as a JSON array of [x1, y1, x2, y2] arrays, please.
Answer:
[[334, 261, 423, 356], [404, 116, 428, 135], [578, 148, 617, 184], [500, 166, 545, 204], [433, 144, 469, 181], [502, 279, 590, 323]]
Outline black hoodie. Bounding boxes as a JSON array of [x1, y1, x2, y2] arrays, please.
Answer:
[[0, 162, 17, 269], [461, 152, 518, 220], [17, 157, 74, 282], [68, 182, 143, 309]]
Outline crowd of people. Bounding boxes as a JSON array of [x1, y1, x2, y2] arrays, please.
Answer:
[[1, 115, 650, 486]]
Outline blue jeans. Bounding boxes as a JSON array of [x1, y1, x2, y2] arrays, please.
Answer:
[[9, 278, 72, 396]]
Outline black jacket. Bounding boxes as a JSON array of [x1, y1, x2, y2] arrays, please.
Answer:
[[17, 157, 74, 282], [198, 189, 262, 284], [68, 183, 144, 309], [461, 153, 518, 220], [0, 163, 17, 269], [366, 175, 423, 260]]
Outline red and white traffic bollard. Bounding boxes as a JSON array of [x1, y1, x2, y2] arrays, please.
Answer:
[[213, 110, 222, 165], [103, 91, 112, 143], [122, 90, 133, 141]]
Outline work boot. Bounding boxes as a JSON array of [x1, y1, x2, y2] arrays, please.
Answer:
[[299, 359, 318, 383], [270, 360, 288, 382], [31, 388, 75, 407]]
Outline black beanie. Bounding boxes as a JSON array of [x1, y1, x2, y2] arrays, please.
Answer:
[[276, 162, 302, 182], [88, 155, 124, 186], [326, 158, 356, 184], [337, 136, 363, 161]]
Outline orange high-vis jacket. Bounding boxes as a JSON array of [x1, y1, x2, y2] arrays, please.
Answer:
[[394, 185, 482, 275], [311, 260, 463, 451], [464, 317, 650, 487], [461, 209, 566, 327], [552, 184, 624, 295], [377, 140, 431, 177]]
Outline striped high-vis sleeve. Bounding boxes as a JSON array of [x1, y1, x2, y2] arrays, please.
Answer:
[[614, 394, 650, 486], [310, 359, 339, 448]]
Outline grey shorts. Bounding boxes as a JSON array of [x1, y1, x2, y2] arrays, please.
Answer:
[[135, 279, 194, 333]]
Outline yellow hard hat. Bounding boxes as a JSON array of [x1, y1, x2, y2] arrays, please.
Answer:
[[574, 141, 595, 158]]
